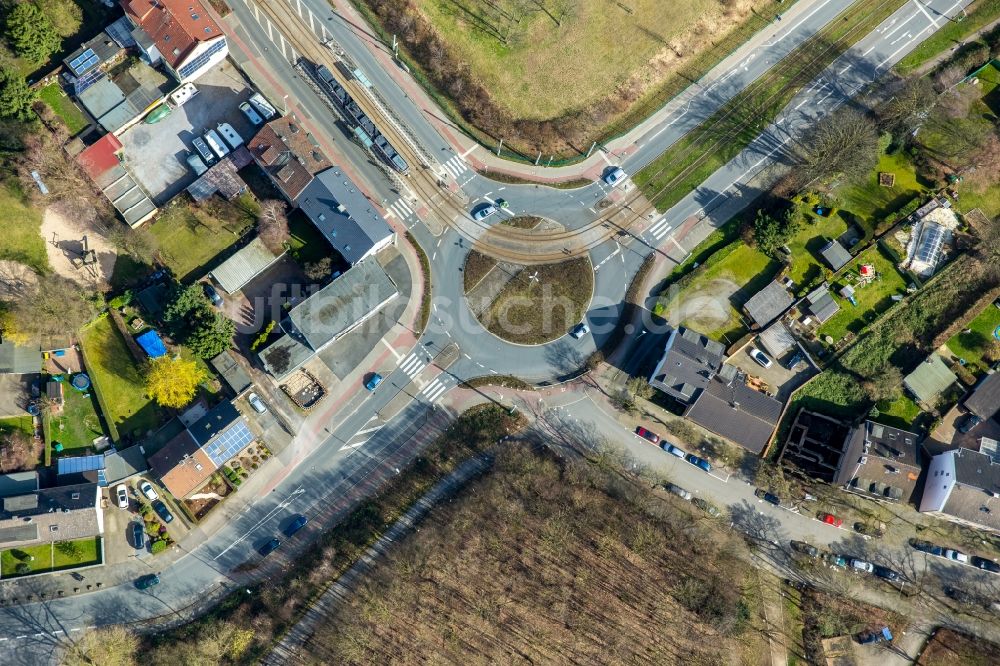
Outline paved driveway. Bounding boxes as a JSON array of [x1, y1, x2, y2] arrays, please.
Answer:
[[0, 374, 35, 417]]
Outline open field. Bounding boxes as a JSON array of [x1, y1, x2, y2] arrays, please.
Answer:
[[79, 316, 161, 441], [0, 179, 48, 274], [148, 194, 258, 283], [305, 443, 768, 664], [830, 151, 929, 235], [635, 0, 908, 212], [37, 83, 88, 135], [816, 244, 910, 343], [944, 302, 1000, 376], [0, 537, 101, 577], [45, 381, 106, 454], [481, 257, 592, 344], [915, 628, 998, 665], [357, 0, 790, 157]]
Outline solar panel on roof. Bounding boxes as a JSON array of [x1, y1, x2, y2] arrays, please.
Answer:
[[73, 67, 106, 95], [203, 421, 254, 467], [69, 48, 99, 75], [57, 454, 105, 475]]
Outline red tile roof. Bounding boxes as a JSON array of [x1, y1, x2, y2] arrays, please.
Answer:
[[247, 118, 331, 201], [122, 0, 223, 68], [76, 133, 123, 181]]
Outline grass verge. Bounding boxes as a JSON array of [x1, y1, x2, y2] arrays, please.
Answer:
[[0, 537, 101, 577], [895, 0, 1000, 74], [405, 231, 431, 334], [634, 0, 908, 213]]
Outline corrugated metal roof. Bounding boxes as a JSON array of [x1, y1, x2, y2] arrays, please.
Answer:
[[209, 237, 280, 294]]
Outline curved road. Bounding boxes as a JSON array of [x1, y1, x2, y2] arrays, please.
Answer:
[[0, 0, 977, 661]]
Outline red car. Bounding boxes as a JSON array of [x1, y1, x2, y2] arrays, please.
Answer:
[[635, 426, 660, 444], [820, 513, 843, 528]]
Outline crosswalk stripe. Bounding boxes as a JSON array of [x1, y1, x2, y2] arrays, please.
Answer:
[[400, 354, 423, 375], [420, 379, 443, 396], [648, 218, 671, 239], [440, 162, 460, 179], [426, 382, 449, 402], [446, 156, 467, 174], [396, 199, 413, 215]]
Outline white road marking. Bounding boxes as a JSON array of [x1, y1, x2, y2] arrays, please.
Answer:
[[764, 0, 834, 47], [399, 354, 425, 377], [213, 487, 307, 559], [355, 424, 384, 436], [838, 64, 851, 75], [889, 32, 913, 46], [647, 217, 673, 240], [910, 0, 940, 27], [378, 338, 403, 361], [593, 244, 622, 271]]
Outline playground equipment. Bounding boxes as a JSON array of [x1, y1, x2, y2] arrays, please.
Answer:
[[71, 373, 91, 392]]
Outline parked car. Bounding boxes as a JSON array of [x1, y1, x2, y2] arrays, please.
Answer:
[[824, 553, 847, 567], [130, 521, 145, 550], [749, 348, 773, 369], [152, 499, 173, 524], [692, 497, 721, 517], [203, 282, 223, 306], [850, 558, 874, 573], [184, 151, 208, 176], [217, 122, 244, 149], [284, 515, 308, 538], [661, 443, 686, 458], [819, 513, 843, 527], [944, 549, 969, 564], [134, 574, 160, 590], [239, 101, 264, 125], [958, 413, 982, 434], [602, 167, 626, 186], [910, 539, 942, 556], [569, 322, 590, 339], [755, 488, 780, 505], [666, 484, 692, 501], [853, 521, 885, 538], [971, 556, 1000, 573], [115, 484, 129, 509], [139, 480, 158, 501], [472, 204, 498, 221], [365, 373, 384, 391], [191, 136, 216, 164], [685, 454, 711, 472], [203, 129, 230, 159], [857, 627, 893, 645], [635, 426, 660, 444], [248, 92, 277, 120], [248, 392, 267, 414], [784, 352, 805, 370], [873, 565, 900, 582], [790, 540, 819, 558], [495, 197, 509, 209], [258, 538, 281, 557]]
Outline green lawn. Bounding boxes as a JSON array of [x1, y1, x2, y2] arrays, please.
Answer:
[[668, 244, 780, 342], [45, 380, 106, 454], [831, 151, 928, 236], [1, 537, 102, 577], [79, 316, 161, 441], [874, 393, 923, 431], [0, 179, 48, 274], [786, 208, 848, 287], [287, 208, 330, 266], [817, 244, 910, 343], [148, 194, 258, 282], [37, 83, 88, 135], [945, 303, 1000, 376], [0, 416, 33, 438]]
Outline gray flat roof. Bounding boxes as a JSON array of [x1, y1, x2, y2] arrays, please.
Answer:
[[0, 342, 40, 374], [0, 472, 39, 498], [965, 372, 1000, 421], [297, 167, 394, 265], [210, 237, 281, 294], [744, 281, 793, 327], [210, 350, 253, 395], [284, 259, 397, 351], [820, 239, 851, 271]]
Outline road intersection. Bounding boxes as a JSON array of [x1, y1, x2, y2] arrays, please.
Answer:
[[0, 0, 983, 660]]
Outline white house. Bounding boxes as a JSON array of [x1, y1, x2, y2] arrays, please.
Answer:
[[121, 0, 228, 84]]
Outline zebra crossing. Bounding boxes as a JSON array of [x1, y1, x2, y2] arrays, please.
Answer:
[[398, 352, 426, 379], [420, 377, 450, 403], [646, 217, 674, 243], [439, 155, 468, 179], [386, 198, 416, 222]]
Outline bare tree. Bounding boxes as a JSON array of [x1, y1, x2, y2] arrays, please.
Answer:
[[0, 429, 40, 472], [108, 224, 158, 264], [303, 256, 333, 281], [875, 77, 935, 138], [12, 273, 94, 340], [793, 109, 878, 187], [61, 625, 138, 666], [258, 199, 289, 254], [961, 132, 1000, 193]]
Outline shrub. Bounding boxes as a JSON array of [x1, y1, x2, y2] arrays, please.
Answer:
[[15, 562, 30, 575], [108, 291, 133, 309], [150, 539, 167, 554], [11, 549, 29, 561], [250, 321, 276, 351], [55, 540, 81, 557]]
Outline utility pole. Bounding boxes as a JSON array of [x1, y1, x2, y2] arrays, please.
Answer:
[[586, 141, 596, 158], [535, 151, 541, 165], [496, 138, 503, 156], [392, 34, 398, 56]]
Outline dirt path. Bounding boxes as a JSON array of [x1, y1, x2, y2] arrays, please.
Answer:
[[39, 207, 117, 288], [759, 571, 790, 666]]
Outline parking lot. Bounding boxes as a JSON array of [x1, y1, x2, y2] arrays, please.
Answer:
[[118, 60, 260, 204]]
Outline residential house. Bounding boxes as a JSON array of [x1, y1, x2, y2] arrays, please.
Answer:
[[297, 167, 396, 265], [964, 372, 1000, 422], [0, 472, 39, 498], [121, 0, 228, 83], [56, 446, 150, 486], [247, 117, 331, 201], [209, 350, 253, 397], [920, 447, 1000, 533], [836, 421, 923, 503], [904, 353, 958, 405], [743, 281, 793, 329], [647, 326, 725, 405], [685, 372, 784, 454], [149, 401, 255, 498], [0, 483, 102, 549], [259, 259, 399, 379]]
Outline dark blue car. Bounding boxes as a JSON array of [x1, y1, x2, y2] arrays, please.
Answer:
[[685, 454, 711, 472], [130, 521, 145, 551], [152, 499, 173, 524], [258, 538, 281, 557], [284, 515, 308, 538]]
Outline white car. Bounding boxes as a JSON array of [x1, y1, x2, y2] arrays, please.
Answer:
[[248, 392, 268, 414], [749, 348, 773, 369], [139, 480, 158, 502], [944, 549, 969, 564], [472, 204, 498, 221], [569, 322, 590, 339], [239, 101, 264, 125], [115, 484, 129, 510], [849, 558, 874, 573], [603, 167, 626, 186]]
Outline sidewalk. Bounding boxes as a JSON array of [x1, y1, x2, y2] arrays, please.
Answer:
[[329, 0, 827, 183]]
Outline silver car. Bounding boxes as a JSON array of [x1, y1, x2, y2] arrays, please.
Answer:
[[248, 392, 267, 414]]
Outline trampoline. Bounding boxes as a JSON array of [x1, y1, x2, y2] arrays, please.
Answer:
[[994, 325, 1000, 341], [71, 373, 91, 391]]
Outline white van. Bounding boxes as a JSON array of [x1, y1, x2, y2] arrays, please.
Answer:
[[169, 83, 198, 107], [217, 122, 243, 149], [203, 129, 229, 159], [248, 92, 277, 120]]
